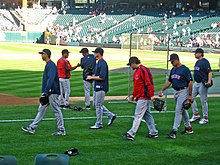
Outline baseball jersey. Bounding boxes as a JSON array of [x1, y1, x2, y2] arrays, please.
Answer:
[[42, 60, 60, 95], [80, 54, 96, 80], [94, 58, 109, 92], [194, 58, 212, 82], [57, 57, 72, 79], [132, 65, 154, 100], [168, 65, 192, 90]]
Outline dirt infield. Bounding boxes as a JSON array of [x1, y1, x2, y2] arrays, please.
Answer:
[[0, 94, 38, 106], [0, 94, 127, 106], [1, 93, 219, 106]]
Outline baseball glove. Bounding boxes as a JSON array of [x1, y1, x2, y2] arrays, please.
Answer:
[[201, 79, 213, 88], [84, 67, 93, 76], [39, 94, 49, 106], [73, 106, 83, 112], [64, 148, 79, 156], [182, 99, 193, 110], [153, 98, 165, 111]]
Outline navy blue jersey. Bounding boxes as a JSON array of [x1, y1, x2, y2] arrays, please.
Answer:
[[94, 59, 109, 92], [194, 58, 212, 82], [80, 54, 96, 80], [42, 60, 60, 95], [168, 65, 192, 90]]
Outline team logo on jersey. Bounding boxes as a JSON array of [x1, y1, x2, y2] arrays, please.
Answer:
[[135, 75, 139, 80], [171, 74, 180, 80], [195, 66, 200, 71]]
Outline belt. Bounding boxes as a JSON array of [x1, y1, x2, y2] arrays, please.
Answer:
[[196, 81, 201, 83], [174, 87, 187, 91]]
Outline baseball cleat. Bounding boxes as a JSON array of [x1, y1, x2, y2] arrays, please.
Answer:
[[108, 115, 117, 126], [60, 105, 65, 108], [147, 133, 159, 138], [199, 118, 208, 124], [21, 126, 35, 134], [63, 105, 72, 110], [85, 106, 91, 110], [167, 130, 177, 139], [52, 130, 66, 136], [122, 132, 134, 141], [181, 127, 194, 134], [90, 124, 103, 129], [189, 115, 201, 123]]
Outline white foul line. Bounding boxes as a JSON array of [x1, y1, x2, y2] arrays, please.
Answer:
[[0, 111, 174, 123]]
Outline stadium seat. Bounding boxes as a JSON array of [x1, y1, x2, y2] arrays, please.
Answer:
[[35, 153, 69, 165], [0, 155, 17, 165]]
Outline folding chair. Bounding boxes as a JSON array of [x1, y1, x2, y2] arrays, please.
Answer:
[[35, 153, 69, 165], [0, 155, 17, 165]]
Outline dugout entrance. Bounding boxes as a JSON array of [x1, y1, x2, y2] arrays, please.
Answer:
[[123, 33, 171, 111]]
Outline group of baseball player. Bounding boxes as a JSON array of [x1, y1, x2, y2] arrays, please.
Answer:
[[21, 47, 212, 140], [21, 47, 116, 136], [123, 48, 212, 140]]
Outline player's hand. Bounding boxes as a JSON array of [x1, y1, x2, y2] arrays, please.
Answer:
[[158, 90, 163, 97], [151, 96, 156, 101], [188, 95, 193, 103], [86, 75, 92, 80], [129, 95, 134, 101], [76, 63, 81, 67]]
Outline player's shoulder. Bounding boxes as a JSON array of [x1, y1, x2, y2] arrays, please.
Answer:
[[47, 60, 56, 67], [202, 58, 210, 63], [181, 64, 191, 71]]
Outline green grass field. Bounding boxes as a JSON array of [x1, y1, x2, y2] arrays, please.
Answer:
[[0, 98, 220, 164], [0, 43, 220, 164]]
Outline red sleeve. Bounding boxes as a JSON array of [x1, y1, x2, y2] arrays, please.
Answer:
[[141, 67, 154, 97], [132, 70, 138, 97], [57, 58, 63, 69]]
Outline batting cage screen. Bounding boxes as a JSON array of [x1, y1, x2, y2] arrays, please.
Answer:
[[126, 32, 171, 111]]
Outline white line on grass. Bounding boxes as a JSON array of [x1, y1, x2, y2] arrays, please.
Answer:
[[0, 111, 174, 123], [0, 116, 132, 123]]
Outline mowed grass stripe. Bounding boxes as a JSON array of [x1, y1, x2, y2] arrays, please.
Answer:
[[0, 98, 219, 164]]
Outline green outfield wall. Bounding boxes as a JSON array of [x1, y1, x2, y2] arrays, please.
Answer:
[[0, 31, 44, 43]]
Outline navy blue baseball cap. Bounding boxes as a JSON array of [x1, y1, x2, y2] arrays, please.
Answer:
[[127, 56, 140, 65], [79, 48, 89, 53], [39, 49, 51, 57], [62, 49, 70, 55], [92, 47, 104, 55], [169, 53, 179, 61], [194, 48, 204, 54]]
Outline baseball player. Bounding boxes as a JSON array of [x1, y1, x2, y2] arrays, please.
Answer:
[[122, 57, 158, 141], [190, 48, 212, 124], [158, 53, 193, 139], [21, 49, 66, 136], [79, 48, 96, 109], [57, 49, 80, 109], [87, 47, 116, 129]]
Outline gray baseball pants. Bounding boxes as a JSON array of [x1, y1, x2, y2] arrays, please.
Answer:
[[192, 82, 208, 118], [94, 91, 115, 126], [173, 88, 191, 131], [128, 100, 158, 137], [59, 78, 70, 106], [29, 94, 65, 131], [83, 80, 94, 107]]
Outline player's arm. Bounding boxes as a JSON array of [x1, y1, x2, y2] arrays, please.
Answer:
[[87, 63, 106, 81], [206, 61, 212, 84], [87, 75, 103, 80], [158, 81, 171, 97], [142, 69, 154, 97], [44, 65, 56, 94], [208, 71, 212, 84], [70, 63, 80, 71], [188, 80, 193, 101]]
